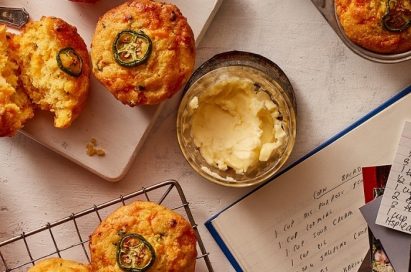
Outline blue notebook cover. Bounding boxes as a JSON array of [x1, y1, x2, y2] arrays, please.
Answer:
[[205, 85, 411, 272]]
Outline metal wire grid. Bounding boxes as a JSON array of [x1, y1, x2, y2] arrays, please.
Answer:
[[0, 180, 213, 272]]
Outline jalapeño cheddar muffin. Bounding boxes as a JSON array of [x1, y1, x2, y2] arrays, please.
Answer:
[[91, 0, 195, 106], [89, 201, 197, 272], [70, 0, 100, 2], [0, 25, 33, 137], [336, 0, 411, 54], [28, 258, 90, 272], [11, 16, 91, 128]]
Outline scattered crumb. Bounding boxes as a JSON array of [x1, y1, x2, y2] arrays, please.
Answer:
[[86, 138, 106, 157]]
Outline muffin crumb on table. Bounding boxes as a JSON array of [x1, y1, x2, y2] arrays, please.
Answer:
[[86, 138, 106, 157]]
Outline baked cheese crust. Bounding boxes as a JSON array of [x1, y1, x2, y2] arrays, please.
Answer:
[[336, 0, 411, 54], [28, 258, 90, 272], [91, 0, 195, 105], [89, 201, 197, 272]]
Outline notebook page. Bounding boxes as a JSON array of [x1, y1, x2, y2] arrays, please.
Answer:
[[376, 121, 411, 234], [209, 91, 411, 272]]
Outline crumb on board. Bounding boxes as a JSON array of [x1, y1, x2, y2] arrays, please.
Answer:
[[86, 138, 106, 157]]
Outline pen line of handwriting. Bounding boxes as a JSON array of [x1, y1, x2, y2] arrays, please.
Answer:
[[313, 173, 362, 199]]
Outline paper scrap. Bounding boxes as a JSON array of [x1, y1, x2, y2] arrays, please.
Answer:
[[376, 121, 411, 234]]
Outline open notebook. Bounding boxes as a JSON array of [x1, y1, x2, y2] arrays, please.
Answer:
[[206, 86, 411, 272]]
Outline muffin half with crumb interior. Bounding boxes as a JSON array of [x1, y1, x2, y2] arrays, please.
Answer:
[[0, 25, 33, 137], [89, 201, 197, 272], [11, 16, 91, 128], [336, 0, 411, 54], [91, 0, 195, 106], [28, 258, 90, 272]]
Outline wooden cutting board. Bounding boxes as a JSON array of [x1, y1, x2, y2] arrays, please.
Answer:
[[3, 0, 223, 181]]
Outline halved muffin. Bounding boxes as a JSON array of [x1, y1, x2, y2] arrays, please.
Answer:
[[0, 25, 33, 137], [11, 16, 90, 128]]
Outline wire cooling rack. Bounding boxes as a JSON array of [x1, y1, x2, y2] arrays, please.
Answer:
[[0, 180, 213, 272]]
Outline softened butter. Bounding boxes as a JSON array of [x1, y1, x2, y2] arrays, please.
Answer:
[[189, 75, 287, 174]]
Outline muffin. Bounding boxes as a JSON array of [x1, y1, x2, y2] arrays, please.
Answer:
[[28, 258, 90, 272], [0, 25, 33, 137], [70, 0, 100, 2], [335, 0, 411, 54], [91, 0, 195, 106], [11, 16, 91, 128], [89, 201, 197, 272]]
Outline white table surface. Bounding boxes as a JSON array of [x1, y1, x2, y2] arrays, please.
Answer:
[[2, 0, 411, 271]]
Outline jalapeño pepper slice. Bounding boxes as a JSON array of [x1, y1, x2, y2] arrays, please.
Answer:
[[116, 233, 155, 272], [56, 47, 83, 77], [382, 0, 411, 32], [113, 30, 152, 67]]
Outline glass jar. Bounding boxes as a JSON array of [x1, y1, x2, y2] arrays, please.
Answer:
[[177, 51, 297, 187]]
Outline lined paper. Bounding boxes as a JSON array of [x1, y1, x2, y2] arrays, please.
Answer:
[[376, 121, 411, 234], [211, 160, 369, 272]]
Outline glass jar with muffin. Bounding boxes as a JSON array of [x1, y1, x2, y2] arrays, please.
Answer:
[[311, 0, 411, 63]]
